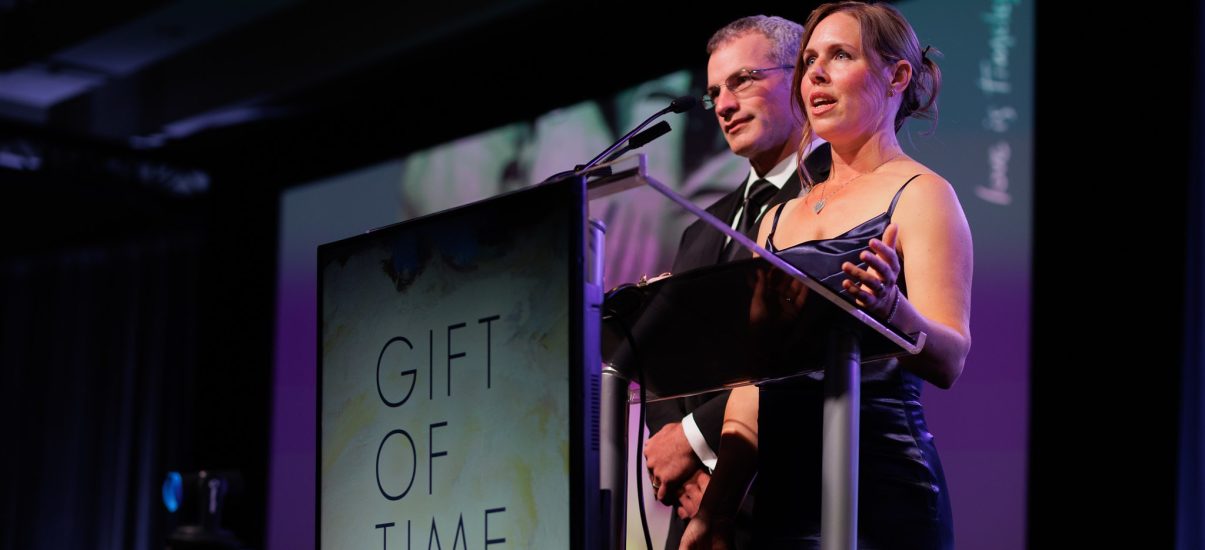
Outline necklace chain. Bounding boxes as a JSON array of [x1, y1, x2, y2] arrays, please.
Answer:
[[811, 153, 902, 214]]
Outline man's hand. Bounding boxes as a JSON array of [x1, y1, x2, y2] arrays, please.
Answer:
[[675, 469, 711, 519], [644, 422, 701, 503]]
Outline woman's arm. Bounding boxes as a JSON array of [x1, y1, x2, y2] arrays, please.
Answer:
[[678, 385, 759, 549], [843, 174, 973, 388]]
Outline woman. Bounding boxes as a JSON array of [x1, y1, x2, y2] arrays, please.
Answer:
[[682, 2, 972, 548]]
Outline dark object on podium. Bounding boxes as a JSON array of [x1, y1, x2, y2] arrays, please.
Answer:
[[601, 257, 918, 400]]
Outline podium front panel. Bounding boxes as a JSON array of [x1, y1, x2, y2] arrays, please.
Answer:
[[317, 179, 597, 549]]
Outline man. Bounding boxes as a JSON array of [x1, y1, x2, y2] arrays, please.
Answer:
[[643, 14, 831, 549]]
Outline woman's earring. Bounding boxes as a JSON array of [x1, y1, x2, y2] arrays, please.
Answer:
[[887, 88, 895, 97]]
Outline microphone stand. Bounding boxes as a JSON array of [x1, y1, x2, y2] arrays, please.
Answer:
[[541, 96, 698, 183]]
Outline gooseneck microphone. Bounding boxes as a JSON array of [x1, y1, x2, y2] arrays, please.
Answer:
[[540, 95, 699, 184], [578, 93, 703, 172], [601, 120, 672, 165]]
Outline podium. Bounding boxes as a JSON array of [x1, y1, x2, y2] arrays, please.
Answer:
[[316, 153, 925, 550], [588, 154, 926, 550]]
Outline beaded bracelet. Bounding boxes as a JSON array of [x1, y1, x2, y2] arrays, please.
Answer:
[[885, 291, 902, 324]]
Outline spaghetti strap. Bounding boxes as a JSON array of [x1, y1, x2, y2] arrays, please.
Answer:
[[886, 174, 923, 220], [764, 202, 790, 252]]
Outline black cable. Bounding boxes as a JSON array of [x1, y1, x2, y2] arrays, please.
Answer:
[[618, 318, 655, 550]]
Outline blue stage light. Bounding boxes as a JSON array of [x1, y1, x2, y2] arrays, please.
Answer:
[[162, 471, 183, 513]]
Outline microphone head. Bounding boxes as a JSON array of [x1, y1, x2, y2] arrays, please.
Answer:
[[668, 95, 699, 114], [628, 121, 672, 149]]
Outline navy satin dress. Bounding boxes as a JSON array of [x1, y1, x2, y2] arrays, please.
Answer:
[[755, 175, 954, 550]]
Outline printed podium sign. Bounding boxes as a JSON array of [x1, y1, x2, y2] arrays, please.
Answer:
[[318, 181, 592, 549]]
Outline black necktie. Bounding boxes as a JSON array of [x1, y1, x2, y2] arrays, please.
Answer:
[[725, 178, 777, 261]]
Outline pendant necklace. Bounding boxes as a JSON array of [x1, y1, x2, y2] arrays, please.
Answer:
[[812, 153, 902, 214]]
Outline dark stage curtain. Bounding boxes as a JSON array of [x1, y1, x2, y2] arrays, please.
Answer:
[[1178, 6, 1205, 547], [0, 234, 200, 550]]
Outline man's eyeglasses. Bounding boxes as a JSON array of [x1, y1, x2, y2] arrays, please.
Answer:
[[702, 65, 795, 110]]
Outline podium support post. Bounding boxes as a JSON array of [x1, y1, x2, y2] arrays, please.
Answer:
[[822, 327, 861, 550]]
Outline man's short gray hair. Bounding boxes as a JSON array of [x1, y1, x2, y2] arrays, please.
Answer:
[[707, 15, 804, 66]]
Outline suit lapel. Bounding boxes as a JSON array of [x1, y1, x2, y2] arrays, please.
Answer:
[[768, 171, 801, 209], [699, 188, 744, 264], [672, 144, 832, 270], [802, 141, 832, 186]]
